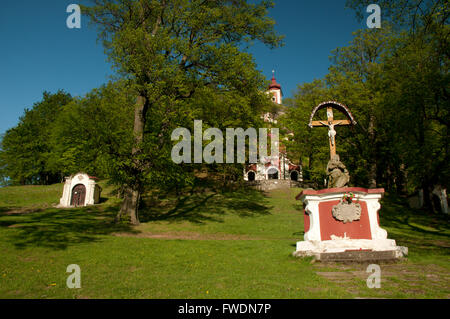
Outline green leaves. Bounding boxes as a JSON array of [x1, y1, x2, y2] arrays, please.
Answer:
[[83, 0, 283, 97], [287, 1, 448, 199], [0, 91, 72, 185], [80, 0, 284, 196], [50, 81, 135, 180]]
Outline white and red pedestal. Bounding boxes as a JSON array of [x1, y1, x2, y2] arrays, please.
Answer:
[[294, 187, 407, 261]]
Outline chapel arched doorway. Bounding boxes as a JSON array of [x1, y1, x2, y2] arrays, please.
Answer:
[[71, 184, 86, 207]]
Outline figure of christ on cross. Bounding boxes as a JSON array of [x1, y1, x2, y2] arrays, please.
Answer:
[[310, 106, 352, 159]]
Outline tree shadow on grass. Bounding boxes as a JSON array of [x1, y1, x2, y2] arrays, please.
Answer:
[[0, 205, 139, 250], [139, 187, 272, 224], [378, 195, 450, 255], [380, 195, 450, 234]]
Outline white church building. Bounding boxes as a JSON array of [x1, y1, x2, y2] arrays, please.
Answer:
[[244, 73, 302, 182]]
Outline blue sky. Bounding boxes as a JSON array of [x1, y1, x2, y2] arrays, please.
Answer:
[[0, 0, 366, 135]]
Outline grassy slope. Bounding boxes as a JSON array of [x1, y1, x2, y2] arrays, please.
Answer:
[[0, 182, 448, 299], [0, 184, 62, 209]]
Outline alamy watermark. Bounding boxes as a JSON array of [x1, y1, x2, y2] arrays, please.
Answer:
[[366, 4, 381, 29], [366, 264, 381, 288], [171, 120, 279, 164], [66, 4, 81, 29], [66, 264, 81, 288]]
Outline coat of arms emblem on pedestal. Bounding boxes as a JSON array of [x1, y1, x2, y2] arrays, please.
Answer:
[[332, 192, 361, 223]]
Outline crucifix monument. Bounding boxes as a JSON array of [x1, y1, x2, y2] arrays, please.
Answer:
[[309, 101, 356, 188], [308, 101, 356, 159], [293, 101, 408, 262]]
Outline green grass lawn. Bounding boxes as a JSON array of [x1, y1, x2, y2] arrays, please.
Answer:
[[0, 182, 449, 299]]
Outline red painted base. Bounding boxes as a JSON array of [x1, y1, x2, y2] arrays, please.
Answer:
[[299, 187, 385, 241], [318, 200, 371, 240]]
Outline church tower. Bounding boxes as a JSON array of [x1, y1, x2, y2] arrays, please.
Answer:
[[268, 70, 282, 105], [245, 71, 302, 184]]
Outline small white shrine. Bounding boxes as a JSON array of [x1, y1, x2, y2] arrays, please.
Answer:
[[58, 173, 102, 207]]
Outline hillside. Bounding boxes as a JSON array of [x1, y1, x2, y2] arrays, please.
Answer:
[[0, 183, 449, 298]]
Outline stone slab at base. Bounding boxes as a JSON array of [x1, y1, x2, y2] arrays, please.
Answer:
[[293, 239, 408, 261], [305, 250, 404, 263]]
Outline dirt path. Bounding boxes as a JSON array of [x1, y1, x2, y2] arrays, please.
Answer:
[[112, 231, 266, 241], [314, 261, 450, 298]]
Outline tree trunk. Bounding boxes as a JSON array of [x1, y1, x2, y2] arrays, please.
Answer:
[[116, 186, 141, 225], [116, 94, 148, 225], [367, 112, 377, 188], [368, 161, 377, 188], [308, 152, 313, 171], [396, 163, 408, 194], [422, 180, 436, 214]]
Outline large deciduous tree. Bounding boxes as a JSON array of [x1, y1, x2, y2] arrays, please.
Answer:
[[83, 0, 283, 224], [49, 81, 135, 180], [0, 91, 72, 185], [345, 0, 449, 211], [326, 27, 394, 188]]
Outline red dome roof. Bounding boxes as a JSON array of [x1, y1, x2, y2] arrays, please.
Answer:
[[268, 75, 281, 90]]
